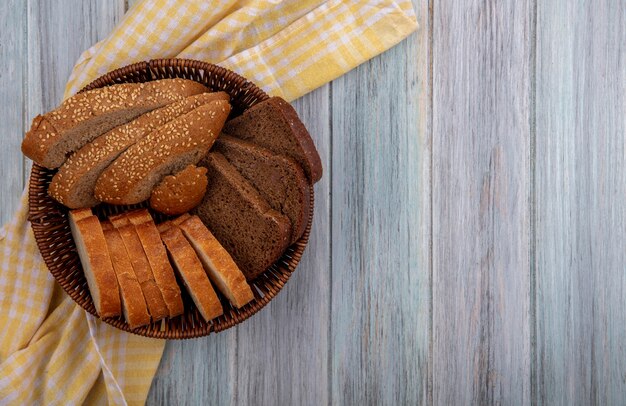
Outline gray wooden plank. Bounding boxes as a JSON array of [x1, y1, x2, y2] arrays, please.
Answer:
[[233, 86, 331, 406], [432, 1, 532, 404], [0, 1, 27, 226], [329, 1, 430, 403], [534, 2, 626, 405]]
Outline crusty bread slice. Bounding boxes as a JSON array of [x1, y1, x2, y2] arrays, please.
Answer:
[[178, 215, 254, 308], [215, 135, 310, 244], [223, 96, 322, 183], [195, 152, 291, 281], [103, 227, 151, 328], [70, 207, 93, 222], [171, 213, 192, 226], [149, 165, 208, 215], [109, 218, 169, 321], [159, 224, 223, 321], [49, 92, 229, 208], [23, 79, 208, 169], [95, 100, 231, 205], [69, 212, 121, 318], [123, 209, 184, 317]]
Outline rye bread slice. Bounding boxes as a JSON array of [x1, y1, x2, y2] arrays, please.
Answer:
[[22, 79, 208, 169], [214, 135, 310, 244], [223, 96, 322, 183], [94, 100, 230, 205], [49, 92, 228, 208], [194, 152, 291, 281]]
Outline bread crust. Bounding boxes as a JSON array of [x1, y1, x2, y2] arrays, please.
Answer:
[[160, 225, 223, 321], [178, 215, 254, 308], [223, 96, 322, 183], [149, 165, 208, 215], [69, 213, 121, 318], [49, 92, 228, 208], [23, 79, 208, 169], [103, 227, 151, 328], [125, 209, 184, 317], [95, 101, 231, 205]]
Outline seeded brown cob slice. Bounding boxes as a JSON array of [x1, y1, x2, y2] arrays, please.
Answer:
[[159, 222, 223, 321], [223, 96, 322, 183], [149, 165, 208, 216], [178, 215, 254, 308], [69, 210, 121, 318], [49, 92, 229, 208], [214, 135, 310, 244], [108, 214, 169, 321], [102, 227, 151, 329], [22, 79, 208, 169], [95, 100, 231, 205], [195, 152, 291, 281], [122, 209, 184, 317]]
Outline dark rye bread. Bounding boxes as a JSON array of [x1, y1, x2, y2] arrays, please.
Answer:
[[94, 100, 230, 205], [194, 152, 291, 281], [49, 92, 228, 208], [223, 96, 322, 183], [214, 135, 310, 244], [22, 79, 208, 169]]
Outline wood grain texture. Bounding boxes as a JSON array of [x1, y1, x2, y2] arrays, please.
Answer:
[[0, 1, 27, 226], [329, 2, 430, 403], [432, 1, 532, 404], [534, 1, 626, 405]]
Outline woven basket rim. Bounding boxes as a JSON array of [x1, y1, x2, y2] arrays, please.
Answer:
[[28, 58, 314, 339]]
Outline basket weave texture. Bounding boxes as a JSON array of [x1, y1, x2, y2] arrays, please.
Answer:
[[28, 59, 313, 339]]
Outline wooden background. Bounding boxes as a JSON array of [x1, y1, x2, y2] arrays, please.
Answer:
[[1, 0, 624, 404]]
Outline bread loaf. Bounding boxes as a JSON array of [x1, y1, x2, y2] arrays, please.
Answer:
[[178, 215, 254, 308], [149, 165, 208, 215], [69, 210, 121, 318], [215, 135, 310, 244], [49, 92, 229, 208], [195, 153, 291, 281], [22, 79, 208, 169], [95, 100, 231, 205], [223, 97, 322, 182], [109, 216, 169, 321], [103, 227, 151, 328], [124, 209, 184, 317], [159, 223, 224, 321]]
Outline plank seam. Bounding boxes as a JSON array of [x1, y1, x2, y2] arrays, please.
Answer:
[[327, 80, 334, 406], [427, 0, 434, 404], [529, 0, 538, 404]]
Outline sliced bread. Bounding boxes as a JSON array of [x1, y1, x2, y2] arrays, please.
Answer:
[[159, 223, 224, 321], [103, 227, 151, 328], [124, 209, 184, 317], [223, 96, 322, 183], [109, 216, 169, 321], [23, 79, 208, 169], [178, 215, 254, 308], [49, 92, 229, 208], [195, 152, 291, 281], [149, 165, 208, 215], [214, 135, 310, 244], [95, 100, 231, 205], [69, 211, 121, 318]]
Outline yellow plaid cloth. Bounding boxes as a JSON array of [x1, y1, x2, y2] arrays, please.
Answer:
[[0, 0, 416, 404]]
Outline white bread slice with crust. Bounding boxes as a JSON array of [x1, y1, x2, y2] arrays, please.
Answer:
[[159, 222, 223, 321], [49, 92, 229, 208], [102, 227, 151, 328], [108, 215, 169, 321], [23, 79, 208, 169], [94, 100, 231, 205], [123, 209, 184, 317], [178, 215, 254, 308], [69, 210, 121, 318]]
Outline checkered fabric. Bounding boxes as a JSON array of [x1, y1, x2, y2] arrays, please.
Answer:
[[0, 0, 416, 404]]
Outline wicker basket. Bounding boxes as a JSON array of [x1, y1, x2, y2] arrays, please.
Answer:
[[28, 59, 313, 339]]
